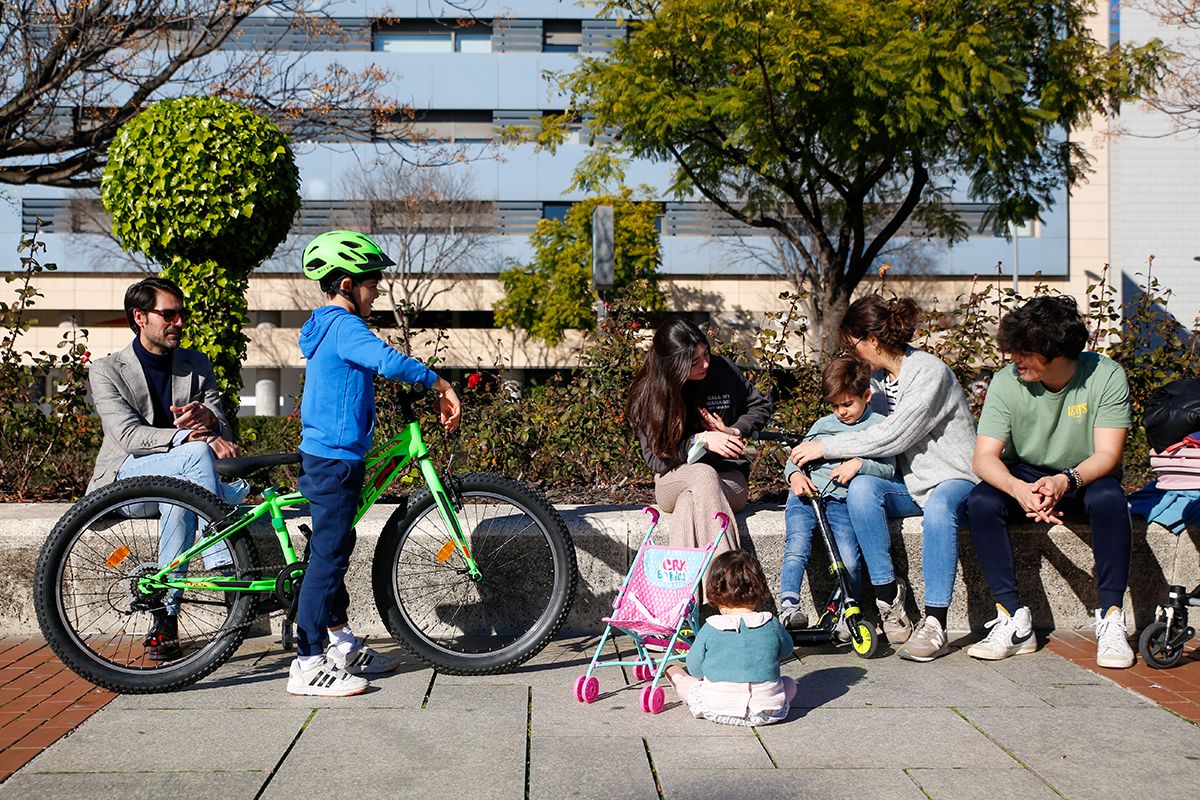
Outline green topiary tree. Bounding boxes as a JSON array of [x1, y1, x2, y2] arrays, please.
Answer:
[[494, 190, 664, 346], [101, 96, 301, 426]]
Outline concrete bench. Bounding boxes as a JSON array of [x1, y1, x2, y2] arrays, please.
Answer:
[[0, 503, 1195, 636]]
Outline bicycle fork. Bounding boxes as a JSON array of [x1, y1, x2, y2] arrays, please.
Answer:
[[417, 457, 482, 581]]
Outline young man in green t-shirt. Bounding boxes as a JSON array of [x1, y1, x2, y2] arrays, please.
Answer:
[[966, 296, 1134, 669]]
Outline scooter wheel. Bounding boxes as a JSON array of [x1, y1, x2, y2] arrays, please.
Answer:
[[851, 620, 879, 658], [1139, 620, 1188, 669]]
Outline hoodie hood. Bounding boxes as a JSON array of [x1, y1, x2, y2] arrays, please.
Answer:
[[299, 306, 349, 360]]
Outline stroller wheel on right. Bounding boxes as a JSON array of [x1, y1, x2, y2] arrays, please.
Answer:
[[850, 620, 879, 659], [1139, 620, 1190, 669]]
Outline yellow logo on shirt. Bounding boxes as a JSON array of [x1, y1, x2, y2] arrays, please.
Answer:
[[1067, 402, 1088, 418]]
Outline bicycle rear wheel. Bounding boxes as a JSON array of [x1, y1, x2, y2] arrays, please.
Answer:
[[372, 472, 577, 674], [33, 476, 257, 693]]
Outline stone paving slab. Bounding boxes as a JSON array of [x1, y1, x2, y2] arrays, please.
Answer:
[[903, 767, 1060, 800], [652, 767, 929, 800], [4, 636, 1200, 799], [1, 771, 266, 800], [956, 705, 1200, 800]]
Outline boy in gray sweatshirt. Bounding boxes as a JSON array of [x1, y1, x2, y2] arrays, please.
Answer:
[[780, 358, 894, 630]]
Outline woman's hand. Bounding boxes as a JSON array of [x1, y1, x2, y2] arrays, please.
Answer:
[[699, 431, 744, 458], [699, 408, 737, 435], [789, 440, 824, 467]]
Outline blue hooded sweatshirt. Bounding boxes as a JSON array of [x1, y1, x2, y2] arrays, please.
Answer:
[[298, 306, 439, 461]]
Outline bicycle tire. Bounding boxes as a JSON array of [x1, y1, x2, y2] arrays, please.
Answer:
[[372, 472, 577, 674], [34, 476, 257, 693]]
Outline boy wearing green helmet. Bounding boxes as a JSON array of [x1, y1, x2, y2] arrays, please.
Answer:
[[288, 230, 462, 697]]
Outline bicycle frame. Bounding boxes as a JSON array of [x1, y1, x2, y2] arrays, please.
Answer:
[[133, 419, 480, 600]]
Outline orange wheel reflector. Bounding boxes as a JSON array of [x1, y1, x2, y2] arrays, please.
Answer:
[[435, 541, 456, 563], [105, 545, 131, 569]]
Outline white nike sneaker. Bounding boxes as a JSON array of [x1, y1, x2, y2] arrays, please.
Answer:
[[1094, 607, 1135, 669], [967, 605, 1037, 660]]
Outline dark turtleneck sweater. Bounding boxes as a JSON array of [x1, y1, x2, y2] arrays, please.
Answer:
[[131, 336, 174, 428]]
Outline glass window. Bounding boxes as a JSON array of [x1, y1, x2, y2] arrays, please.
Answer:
[[543, 203, 573, 222], [456, 31, 492, 53], [375, 31, 452, 53], [543, 20, 582, 53]]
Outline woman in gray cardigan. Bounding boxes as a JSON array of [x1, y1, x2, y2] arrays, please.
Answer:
[[790, 295, 977, 663]]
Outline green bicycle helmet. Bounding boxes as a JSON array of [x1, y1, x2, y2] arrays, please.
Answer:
[[301, 230, 395, 281]]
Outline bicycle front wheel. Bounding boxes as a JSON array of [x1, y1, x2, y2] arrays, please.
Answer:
[[33, 476, 257, 693], [372, 472, 577, 674]]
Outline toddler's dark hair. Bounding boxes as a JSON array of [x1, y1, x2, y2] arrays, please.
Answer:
[[705, 550, 771, 611], [822, 356, 872, 401], [997, 295, 1089, 361]]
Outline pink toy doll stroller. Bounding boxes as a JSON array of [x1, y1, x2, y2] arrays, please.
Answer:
[[573, 508, 730, 714]]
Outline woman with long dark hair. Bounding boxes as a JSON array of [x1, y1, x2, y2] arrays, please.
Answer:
[[790, 295, 977, 662], [627, 317, 771, 554]]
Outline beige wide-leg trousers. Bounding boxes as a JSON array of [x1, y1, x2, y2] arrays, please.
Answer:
[[653, 463, 746, 555]]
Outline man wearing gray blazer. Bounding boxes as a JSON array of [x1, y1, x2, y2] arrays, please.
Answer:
[[88, 276, 247, 659]]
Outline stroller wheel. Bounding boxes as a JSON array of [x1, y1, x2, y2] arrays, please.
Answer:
[[1139, 621, 1189, 669], [634, 664, 652, 682], [640, 684, 665, 714], [574, 675, 600, 703], [851, 620, 879, 658]]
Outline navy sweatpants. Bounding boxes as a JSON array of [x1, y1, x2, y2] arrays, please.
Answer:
[[966, 462, 1131, 613], [295, 453, 365, 657]]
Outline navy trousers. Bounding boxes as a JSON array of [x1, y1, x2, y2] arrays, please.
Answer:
[[967, 462, 1131, 614], [295, 453, 365, 657]]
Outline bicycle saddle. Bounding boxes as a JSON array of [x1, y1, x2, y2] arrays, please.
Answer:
[[215, 452, 301, 480]]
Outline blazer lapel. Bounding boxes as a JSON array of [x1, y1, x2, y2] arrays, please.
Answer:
[[172, 350, 194, 410], [115, 342, 156, 423]]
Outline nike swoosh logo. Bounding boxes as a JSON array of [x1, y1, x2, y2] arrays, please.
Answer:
[[1010, 630, 1033, 645]]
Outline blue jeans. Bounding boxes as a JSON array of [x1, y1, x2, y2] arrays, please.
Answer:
[[844, 475, 975, 608], [116, 442, 249, 614], [295, 453, 365, 657], [781, 493, 861, 606]]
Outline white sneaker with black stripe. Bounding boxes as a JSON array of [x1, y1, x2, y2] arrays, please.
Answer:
[[326, 640, 402, 676], [967, 605, 1037, 661], [287, 657, 369, 697]]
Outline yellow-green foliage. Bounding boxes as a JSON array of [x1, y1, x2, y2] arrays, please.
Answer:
[[494, 191, 665, 345]]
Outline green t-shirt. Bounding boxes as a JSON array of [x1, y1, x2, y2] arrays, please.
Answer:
[[977, 352, 1131, 470]]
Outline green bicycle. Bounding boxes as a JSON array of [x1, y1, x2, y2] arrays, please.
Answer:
[[33, 388, 578, 693]]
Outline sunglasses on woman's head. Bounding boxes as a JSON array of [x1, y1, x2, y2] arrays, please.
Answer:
[[144, 307, 190, 323]]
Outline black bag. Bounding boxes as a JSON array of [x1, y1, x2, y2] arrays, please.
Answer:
[[1143, 378, 1200, 452]]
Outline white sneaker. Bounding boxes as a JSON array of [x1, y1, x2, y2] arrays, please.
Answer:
[[326, 640, 402, 676], [833, 615, 851, 643], [287, 657, 369, 697], [1094, 607, 1135, 669], [967, 605, 1036, 660]]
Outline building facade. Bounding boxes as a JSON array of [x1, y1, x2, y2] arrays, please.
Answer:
[[1, 1, 1186, 414]]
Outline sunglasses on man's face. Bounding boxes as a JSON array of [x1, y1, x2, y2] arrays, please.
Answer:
[[143, 307, 190, 323]]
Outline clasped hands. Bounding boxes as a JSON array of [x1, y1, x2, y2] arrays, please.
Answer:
[[1014, 473, 1071, 524], [172, 400, 239, 458]]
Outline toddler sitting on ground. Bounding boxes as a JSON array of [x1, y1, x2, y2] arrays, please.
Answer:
[[665, 550, 796, 726]]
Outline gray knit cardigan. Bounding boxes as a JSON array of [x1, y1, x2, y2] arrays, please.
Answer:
[[819, 347, 979, 507]]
